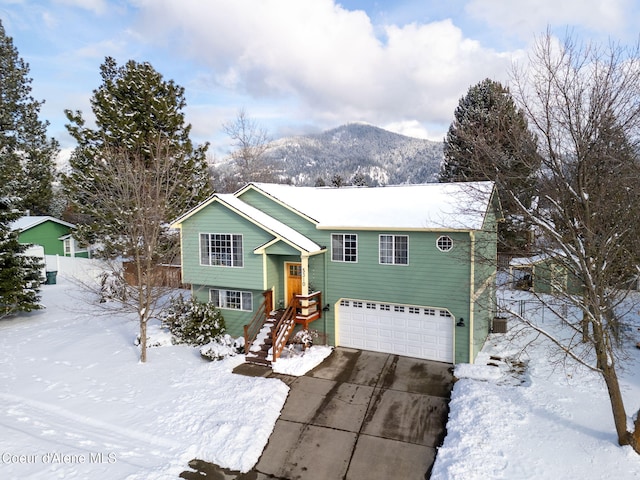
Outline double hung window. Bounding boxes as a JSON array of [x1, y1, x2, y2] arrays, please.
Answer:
[[332, 234, 358, 262], [379, 234, 408, 265]]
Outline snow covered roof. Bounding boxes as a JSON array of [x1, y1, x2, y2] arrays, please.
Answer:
[[176, 194, 323, 254], [245, 181, 496, 230], [10, 216, 75, 232]]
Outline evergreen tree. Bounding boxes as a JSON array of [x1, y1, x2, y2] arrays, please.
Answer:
[[440, 78, 540, 252], [62, 57, 212, 362], [0, 196, 42, 318], [0, 20, 58, 214], [63, 57, 212, 250]]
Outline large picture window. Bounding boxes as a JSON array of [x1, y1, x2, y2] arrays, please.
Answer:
[[200, 233, 243, 267], [379, 234, 408, 265], [331, 233, 358, 262], [210, 288, 252, 311]]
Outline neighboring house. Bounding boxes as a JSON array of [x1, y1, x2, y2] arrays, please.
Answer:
[[171, 181, 501, 364], [10, 216, 89, 258], [510, 252, 583, 295]]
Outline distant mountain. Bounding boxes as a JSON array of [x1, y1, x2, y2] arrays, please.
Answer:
[[262, 123, 444, 186]]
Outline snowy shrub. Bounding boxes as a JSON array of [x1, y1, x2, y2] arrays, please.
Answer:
[[290, 329, 319, 349], [159, 294, 226, 345], [98, 269, 128, 303], [200, 334, 244, 361]]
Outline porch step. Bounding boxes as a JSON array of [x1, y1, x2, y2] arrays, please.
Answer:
[[244, 313, 280, 367]]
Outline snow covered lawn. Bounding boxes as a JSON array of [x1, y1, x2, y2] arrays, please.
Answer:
[[432, 290, 640, 479], [0, 275, 292, 479]]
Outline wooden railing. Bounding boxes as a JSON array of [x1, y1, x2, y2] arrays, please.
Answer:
[[243, 290, 273, 354], [272, 291, 323, 362], [294, 291, 322, 329], [272, 303, 297, 363]]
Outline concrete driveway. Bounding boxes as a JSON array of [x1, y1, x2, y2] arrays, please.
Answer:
[[182, 347, 453, 480]]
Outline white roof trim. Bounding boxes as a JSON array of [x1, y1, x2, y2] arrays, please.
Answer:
[[10, 216, 75, 232]]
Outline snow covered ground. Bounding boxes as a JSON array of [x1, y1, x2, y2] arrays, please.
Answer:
[[0, 270, 300, 479], [432, 289, 640, 479], [3, 263, 640, 479]]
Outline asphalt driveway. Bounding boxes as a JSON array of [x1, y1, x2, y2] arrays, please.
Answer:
[[182, 347, 453, 480]]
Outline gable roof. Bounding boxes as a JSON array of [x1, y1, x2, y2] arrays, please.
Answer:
[[242, 181, 496, 230], [173, 194, 323, 254], [10, 216, 75, 232]]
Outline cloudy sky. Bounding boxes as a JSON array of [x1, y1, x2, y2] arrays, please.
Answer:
[[1, 0, 639, 157]]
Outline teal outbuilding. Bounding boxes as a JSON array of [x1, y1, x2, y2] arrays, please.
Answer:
[[10, 216, 89, 258]]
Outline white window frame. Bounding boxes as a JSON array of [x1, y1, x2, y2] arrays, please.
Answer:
[[210, 288, 253, 311], [64, 238, 72, 256], [200, 233, 243, 267], [331, 233, 358, 262], [436, 235, 454, 252], [379, 234, 409, 265]]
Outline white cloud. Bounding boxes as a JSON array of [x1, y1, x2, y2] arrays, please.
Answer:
[[133, 0, 517, 138], [465, 0, 634, 40]]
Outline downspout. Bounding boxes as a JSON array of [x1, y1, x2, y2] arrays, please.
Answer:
[[262, 252, 268, 291], [469, 230, 476, 364], [301, 253, 309, 296]]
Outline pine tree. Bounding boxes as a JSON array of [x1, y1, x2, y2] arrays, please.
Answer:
[[62, 57, 212, 362], [0, 196, 42, 318], [440, 78, 540, 252], [0, 20, 58, 214]]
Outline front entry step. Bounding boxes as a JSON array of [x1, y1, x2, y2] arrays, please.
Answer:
[[245, 317, 277, 366]]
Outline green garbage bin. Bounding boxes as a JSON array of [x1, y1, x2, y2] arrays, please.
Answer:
[[45, 271, 57, 285]]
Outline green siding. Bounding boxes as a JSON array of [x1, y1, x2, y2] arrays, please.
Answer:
[[238, 188, 319, 238], [18, 221, 71, 256], [178, 185, 501, 364], [179, 202, 273, 291], [191, 284, 263, 338], [322, 230, 475, 361]]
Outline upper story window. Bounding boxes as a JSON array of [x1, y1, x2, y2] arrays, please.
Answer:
[[379, 234, 408, 265], [331, 234, 358, 262], [437, 235, 453, 252], [200, 233, 243, 267]]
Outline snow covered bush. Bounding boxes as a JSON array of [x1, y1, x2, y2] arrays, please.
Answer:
[[200, 334, 244, 361], [290, 329, 319, 349], [98, 269, 128, 303], [159, 294, 226, 345]]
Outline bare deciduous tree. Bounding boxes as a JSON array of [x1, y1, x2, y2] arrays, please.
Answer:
[[221, 108, 274, 190], [506, 31, 640, 452], [76, 138, 193, 362]]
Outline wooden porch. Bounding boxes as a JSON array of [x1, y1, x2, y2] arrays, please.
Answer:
[[243, 290, 322, 366]]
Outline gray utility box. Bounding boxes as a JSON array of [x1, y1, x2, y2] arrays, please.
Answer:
[[492, 317, 508, 334]]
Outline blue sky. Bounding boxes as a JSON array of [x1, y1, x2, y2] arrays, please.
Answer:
[[1, 0, 639, 159]]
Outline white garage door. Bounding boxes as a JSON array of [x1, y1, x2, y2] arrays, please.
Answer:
[[338, 300, 454, 363]]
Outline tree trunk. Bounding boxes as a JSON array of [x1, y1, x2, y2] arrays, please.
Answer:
[[600, 362, 634, 448], [139, 316, 147, 363], [632, 409, 640, 452], [593, 319, 633, 449]]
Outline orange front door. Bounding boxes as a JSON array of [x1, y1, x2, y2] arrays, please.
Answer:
[[285, 263, 302, 306]]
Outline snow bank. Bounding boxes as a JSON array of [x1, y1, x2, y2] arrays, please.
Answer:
[[0, 278, 289, 478], [432, 291, 640, 480]]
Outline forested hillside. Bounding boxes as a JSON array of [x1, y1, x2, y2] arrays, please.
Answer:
[[214, 123, 444, 187]]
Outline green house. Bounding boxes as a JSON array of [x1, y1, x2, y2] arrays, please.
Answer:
[[10, 216, 89, 258], [510, 252, 583, 295], [172, 182, 501, 364]]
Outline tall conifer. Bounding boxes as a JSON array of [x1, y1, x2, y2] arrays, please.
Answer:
[[0, 20, 58, 214]]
